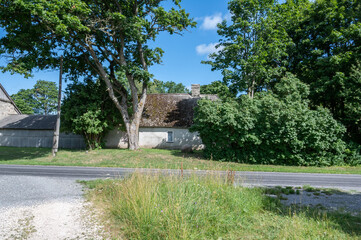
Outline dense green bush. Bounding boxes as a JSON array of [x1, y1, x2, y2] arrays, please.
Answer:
[[191, 75, 347, 166], [61, 79, 123, 149], [344, 142, 361, 166]]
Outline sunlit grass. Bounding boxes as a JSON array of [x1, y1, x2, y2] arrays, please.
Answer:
[[0, 147, 361, 174], [84, 173, 361, 239]]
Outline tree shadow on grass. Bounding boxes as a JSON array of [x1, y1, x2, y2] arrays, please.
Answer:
[[169, 150, 205, 160], [263, 188, 361, 237], [0, 147, 51, 161]]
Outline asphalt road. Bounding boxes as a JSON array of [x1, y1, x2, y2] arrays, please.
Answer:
[[1, 164, 360, 192]]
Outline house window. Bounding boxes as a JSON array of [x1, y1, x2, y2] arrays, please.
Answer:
[[167, 131, 174, 143]]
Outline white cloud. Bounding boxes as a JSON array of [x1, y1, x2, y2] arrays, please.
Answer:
[[201, 13, 223, 30], [196, 43, 223, 56]]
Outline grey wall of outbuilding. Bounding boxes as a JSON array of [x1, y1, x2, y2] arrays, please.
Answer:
[[0, 129, 85, 149]]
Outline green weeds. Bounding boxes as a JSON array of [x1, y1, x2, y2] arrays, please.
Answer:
[[85, 174, 361, 239]]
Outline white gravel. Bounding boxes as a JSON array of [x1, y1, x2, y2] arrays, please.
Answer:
[[0, 199, 107, 240], [0, 176, 108, 240]]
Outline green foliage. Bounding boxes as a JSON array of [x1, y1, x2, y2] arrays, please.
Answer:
[[200, 81, 236, 100], [279, 0, 361, 144], [33, 80, 58, 114], [205, 0, 292, 97], [61, 79, 122, 149], [91, 174, 263, 239], [344, 142, 361, 166], [148, 80, 189, 94], [87, 174, 361, 239], [191, 75, 347, 166], [11, 89, 36, 114], [11, 80, 58, 115], [0, 0, 196, 149]]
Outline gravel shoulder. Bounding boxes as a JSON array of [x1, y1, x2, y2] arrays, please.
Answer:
[[280, 190, 361, 214], [0, 176, 107, 240]]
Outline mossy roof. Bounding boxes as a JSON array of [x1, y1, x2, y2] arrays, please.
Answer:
[[140, 94, 218, 128]]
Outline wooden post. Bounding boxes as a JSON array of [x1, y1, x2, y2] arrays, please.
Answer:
[[181, 162, 183, 178], [52, 56, 63, 157]]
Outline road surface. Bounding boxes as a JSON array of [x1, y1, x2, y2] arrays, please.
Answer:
[[1, 164, 360, 192]]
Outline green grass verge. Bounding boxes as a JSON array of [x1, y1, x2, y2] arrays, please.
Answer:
[[1, 147, 361, 174], [83, 173, 361, 239]]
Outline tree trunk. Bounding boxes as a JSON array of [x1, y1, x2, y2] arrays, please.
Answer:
[[248, 79, 255, 99], [126, 89, 147, 150], [127, 121, 140, 150], [86, 39, 148, 151]]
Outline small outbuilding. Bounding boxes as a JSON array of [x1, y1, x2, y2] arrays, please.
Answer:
[[0, 83, 85, 149]]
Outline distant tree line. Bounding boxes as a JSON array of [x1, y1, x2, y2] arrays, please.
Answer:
[[11, 80, 58, 115]]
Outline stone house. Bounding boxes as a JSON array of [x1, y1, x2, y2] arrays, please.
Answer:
[[0, 83, 216, 149], [105, 84, 218, 149], [0, 83, 21, 119]]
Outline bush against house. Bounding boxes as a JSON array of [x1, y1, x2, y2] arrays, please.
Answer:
[[191, 75, 347, 166], [61, 79, 123, 149]]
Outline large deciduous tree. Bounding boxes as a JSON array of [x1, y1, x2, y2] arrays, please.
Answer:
[[280, 0, 361, 143], [33, 80, 58, 115], [0, 0, 195, 150], [11, 89, 36, 115], [205, 0, 291, 98], [11, 80, 58, 115]]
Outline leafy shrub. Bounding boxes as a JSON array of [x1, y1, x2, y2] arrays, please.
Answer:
[[191, 74, 347, 166], [61, 79, 123, 149], [344, 142, 361, 166]]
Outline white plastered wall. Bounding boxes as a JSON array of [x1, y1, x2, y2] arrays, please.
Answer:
[[104, 127, 203, 149]]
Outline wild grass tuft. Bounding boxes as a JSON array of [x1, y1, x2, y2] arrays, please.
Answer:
[[86, 173, 361, 239]]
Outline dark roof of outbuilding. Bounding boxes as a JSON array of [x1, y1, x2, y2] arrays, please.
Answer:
[[140, 94, 218, 128], [0, 115, 56, 130]]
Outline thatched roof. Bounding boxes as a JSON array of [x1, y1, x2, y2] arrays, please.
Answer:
[[140, 94, 218, 128], [0, 93, 218, 130]]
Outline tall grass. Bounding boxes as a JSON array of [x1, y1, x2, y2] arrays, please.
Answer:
[[87, 173, 360, 239]]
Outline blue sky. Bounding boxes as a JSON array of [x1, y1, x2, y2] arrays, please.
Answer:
[[0, 0, 230, 95]]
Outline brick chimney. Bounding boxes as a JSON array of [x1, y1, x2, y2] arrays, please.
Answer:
[[191, 84, 200, 98]]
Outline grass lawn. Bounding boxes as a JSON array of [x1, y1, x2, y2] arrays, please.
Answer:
[[84, 174, 361, 239], [1, 146, 361, 174]]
